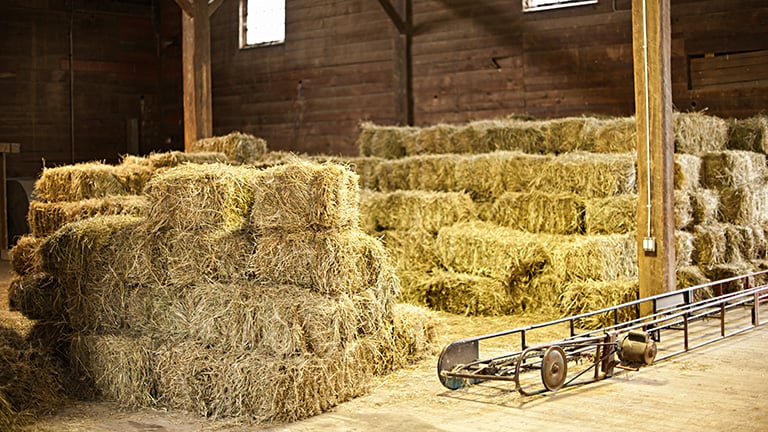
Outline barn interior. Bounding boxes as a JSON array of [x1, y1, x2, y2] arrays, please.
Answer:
[[1, 0, 768, 431]]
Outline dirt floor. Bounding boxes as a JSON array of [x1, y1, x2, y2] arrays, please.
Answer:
[[3, 259, 768, 432]]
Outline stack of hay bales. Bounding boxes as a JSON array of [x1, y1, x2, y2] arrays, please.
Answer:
[[356, 111, 768, 327], [9, 156, 436, 423]]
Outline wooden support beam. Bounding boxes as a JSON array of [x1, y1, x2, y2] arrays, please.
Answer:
[[208, 0, 224, 17], [379, 0, 413, 126], [0, 143, 20, 258], [632, 0, 676, 314], [177, 0, 215, 150]]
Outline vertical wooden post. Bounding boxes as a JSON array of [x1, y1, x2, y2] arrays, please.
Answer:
[[177, 0, 222, 150], [0, 143, 21, 258], [378, 0, 414, 126], [632, 0, 676, 314]]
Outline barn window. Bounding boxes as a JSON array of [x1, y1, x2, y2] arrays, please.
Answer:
[[240, 0, 285, 48], [523, 0, 598, 12]]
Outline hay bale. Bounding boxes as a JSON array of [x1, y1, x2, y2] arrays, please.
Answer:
[[728, 115, 768, 153], [406, 123, 467, 156], [9, 235, 41, 277], [356, 122, 417, 159], [250, 159, 360, 232], [547, 234, 638, 282], [144, 163, 257, 233], [674, 190, 694, 230], [113, 163, 155, 194], [246, 230, 395, 296], [8, 273, 66, 321], [469, 118, 547, 153], [190, 131, 268, 163], [396, 270, 431, 306], [700, 150, 766, 190], [559, 279, 639, 329], [593, 116, 637, 153], [34, 162, 128, 202], [341, 156, 383, 190], [38, 215, 154, 332], [585, 195, 636, 235], [703, 262, 755, 294], [541, 116, 603, 154], [154, 341, 371, 422], [388, 303, 438, 366], [529, 152, 637, 198], [359, 190, 476, 234], [676, 266, 710, 290], [674, 154, 702, 191], [435, 221, 549, 284], [129, 151, 229, 169], [718, 185, 768, 225], [0, 327, 65, 430], [691, 223, 754, 266], [691, 189, 720, 225], [28, 195, 148, 237], [676, 230, 695, 268], [487, 191, 585, 234], [421, 270, 517, 316], [674, 111, 728, 154], [70, 334, 157, 407], [377, 229, 438, 272]]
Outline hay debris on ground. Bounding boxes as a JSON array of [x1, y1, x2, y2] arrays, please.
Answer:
[[529, 152, 637, 198], [435, 221, 549, 285], [251, 158, 360, 232], [9, 235, 42, 277], [728, 115, 768, 154], [27, 195, 148, 238], [674, 111, 729, 154], [559, 279, 639, 330], [420, 270, 517, 316], [584, 195, 636, 235], [546, 234, 638, 282], [34, 162, 129, 202], [700, 150, 767, 190], [359, 190, 477, 234], [487, 191, 585, 234], [190, 132, 268, 163]]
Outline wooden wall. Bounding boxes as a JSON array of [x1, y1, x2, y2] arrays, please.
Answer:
[[210, 0, 768, 156], [0, 0, 181, 179]]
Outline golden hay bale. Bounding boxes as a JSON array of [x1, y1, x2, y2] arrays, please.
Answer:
[[70, 334, 157, 407], [559, 279, 639, 329], [518, 273, 567, 314], [487, 191, 585, 234], [406, 123, 465, 155], [38, 215, 154, 332], [435, 221, 549, 284], [691, 223, 756, 266], [359, 190, 476, 234], [34, 162, 128, 203], [125, 151, 229, 169], [377, 229, 438, 272], [593, 116, 637, 153], [0, 327, 65, 430], [27, 195, 148, 237], [691, 189, 719, 225], [718, 185, 768, 225], [9, 236, 41, 277], [251, 158, 360, 232], [8, 273, 65, 321], [703, 262, 755, 294], [676, 230, 695, 268], [356, 122, 417, 159], [468, 118, 547, 153], [375, 153, 461, 194], [541, 116, 604, 154], [674, 153, 702, 191], [676, 266, 710, 290], [389, 303, 438, 364], [700, 150, 767, 190], [455, 151, 553, 200], [190, 131, 268, 163], [547, 234, 637, 282], [154, 340, 371, 422], [584, 195, 636, 235], [421, 270, 517, 316], [674, 111, 728, 154], [144, 163, 257, 233], [246, 230, 396, 296], [113, 163, 155, 194], [529, 152, 637, 198], [332, 156, 383, 190], [674, 190, 694, 230], [727, 115, 768, 154]]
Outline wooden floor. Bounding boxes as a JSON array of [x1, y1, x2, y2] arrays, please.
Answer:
[[3, 260, 768, 432]]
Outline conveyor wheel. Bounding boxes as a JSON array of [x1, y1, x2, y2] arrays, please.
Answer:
[[541, 345, 567, 391]]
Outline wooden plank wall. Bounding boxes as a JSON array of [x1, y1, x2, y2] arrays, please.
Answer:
[[0, 0, 179, 179], [210, 0, 767, 156]]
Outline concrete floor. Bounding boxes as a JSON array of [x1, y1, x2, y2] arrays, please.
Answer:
[[3, 259, 768, 431]]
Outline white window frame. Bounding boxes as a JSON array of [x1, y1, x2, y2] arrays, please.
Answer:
[[240, 0, 285, 48], [523, 0, 598, 12]]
